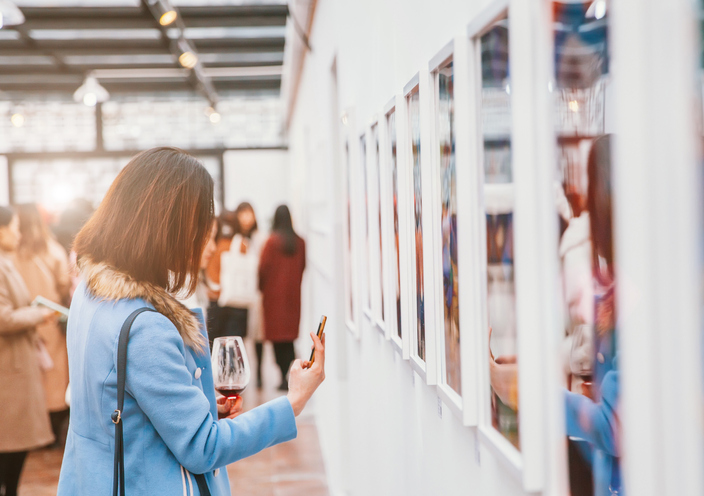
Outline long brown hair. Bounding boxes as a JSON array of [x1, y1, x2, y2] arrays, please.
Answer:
[[73, 147, 214, 296], [16, 203, 52, 257], [586, 134, 613, 285]]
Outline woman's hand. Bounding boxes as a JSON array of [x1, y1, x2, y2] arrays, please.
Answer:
[[488, 327, 519, 411], [40, 308, 57, 324], [287, 332, 326, 417], [216, 395, 244, 420]]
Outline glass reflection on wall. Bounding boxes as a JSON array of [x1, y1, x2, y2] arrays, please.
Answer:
[[408, 88, 426, 361], [438, 60, 461, 394], [480, 13, 519, 449], [374, 124, 385, 323], [388, 110, 403, 339], [552, 2, 621, 496], [361, 134, 371, 313]]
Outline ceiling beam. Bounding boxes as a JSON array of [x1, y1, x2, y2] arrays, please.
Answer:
[[0, 37, 285, 51], [0, 78, 281, 94], [19, 15, 287, 30], [19, 5, 289, 19]]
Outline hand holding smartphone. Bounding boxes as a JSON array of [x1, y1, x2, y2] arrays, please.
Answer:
[[307, 315, 327, 366]]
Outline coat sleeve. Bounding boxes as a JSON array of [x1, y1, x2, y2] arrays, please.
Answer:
[[258, 238, 273, 292], [123, 311, 297, 474], [0, 271, 46, 335], [564, 370, 619, 456]]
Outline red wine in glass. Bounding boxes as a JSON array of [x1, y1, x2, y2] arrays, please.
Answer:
[[215, 386, 247, 399], [212, 336, 251, 400]]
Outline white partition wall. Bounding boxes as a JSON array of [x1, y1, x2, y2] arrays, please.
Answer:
[[222, 149, 289, 230], [285, 0, 704, 494]]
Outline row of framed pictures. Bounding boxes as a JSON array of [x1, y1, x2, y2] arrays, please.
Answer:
[[341, 0, 525, 478], [339, 0, 614, 492]]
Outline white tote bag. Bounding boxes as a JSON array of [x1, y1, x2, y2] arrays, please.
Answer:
[[218, 234, 259, 308]]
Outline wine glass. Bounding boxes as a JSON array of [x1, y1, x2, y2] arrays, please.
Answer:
[[212, 336, 251, 400], [569, 324, 594, 397]]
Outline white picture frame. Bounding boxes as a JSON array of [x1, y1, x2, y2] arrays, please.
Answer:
[[428, 37, 480, 426], [359, 129, 374, 326], [367, 117, 388, 337], [341, 107, 361, 339], [468, 0, 526, 483], [381, 95, 411, 358], [403, 71, 438, 386]]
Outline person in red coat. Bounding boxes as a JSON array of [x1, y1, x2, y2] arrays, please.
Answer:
[[258, 205, 306, 390]]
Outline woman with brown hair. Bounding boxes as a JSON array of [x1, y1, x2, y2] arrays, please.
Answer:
[[0, 206, 55, 496], [57, 148, 325, 496], [14, 203, 71, 446]]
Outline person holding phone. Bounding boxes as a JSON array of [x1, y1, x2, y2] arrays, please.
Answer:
[[57, 148, 326, 496]]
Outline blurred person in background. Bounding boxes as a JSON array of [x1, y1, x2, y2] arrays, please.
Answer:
[[52, 199, 94, 300], [14, 204, 71, 448], [0, 206, 55, 496], [208, 203, 266, 387], [259, 205, 306, 391]]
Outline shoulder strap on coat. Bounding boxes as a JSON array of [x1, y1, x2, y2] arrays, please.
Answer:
[[111, 307, 212, 496]]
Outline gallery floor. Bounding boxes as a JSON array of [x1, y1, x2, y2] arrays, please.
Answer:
[[17, 345, 330, 496]]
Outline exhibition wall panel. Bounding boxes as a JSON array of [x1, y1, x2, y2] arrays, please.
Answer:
[[286, 0, 704, 495]]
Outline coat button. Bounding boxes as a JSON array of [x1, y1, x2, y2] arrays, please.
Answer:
[[214, 468, 220, 477], [597, 353, 605, 364], [194, 368, 202, 380]]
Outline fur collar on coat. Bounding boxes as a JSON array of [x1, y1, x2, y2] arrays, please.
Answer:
[[77, 258, 207, 353]]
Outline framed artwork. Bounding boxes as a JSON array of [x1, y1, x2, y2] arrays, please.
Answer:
[[469, 0, 524, 477], [429, 41, 463, 416], [382, 96, 410, 357], [360, 131, 373, 322], [370, 121, 387, 335], [428, 37, 477, 423], [404, 71, 437, 385], [342, 108, 360, 338]]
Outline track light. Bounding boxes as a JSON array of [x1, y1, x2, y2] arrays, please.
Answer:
[[179, 51, 198, 69], [159, 10, 177, 26], [73, 75, 109, 107], [0, 0, 25, 29], [11, 113, 24, 127]]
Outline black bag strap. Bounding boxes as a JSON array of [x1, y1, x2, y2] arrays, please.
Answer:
[[112, 307, 211, 496]]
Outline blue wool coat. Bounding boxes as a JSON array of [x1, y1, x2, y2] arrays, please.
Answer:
[[57, 281, 297, 495]]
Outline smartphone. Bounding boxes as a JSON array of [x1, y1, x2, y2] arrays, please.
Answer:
[[308, 315, 327, 365], [31, 295, 69, 317]]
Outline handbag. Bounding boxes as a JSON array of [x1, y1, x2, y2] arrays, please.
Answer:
[[218, 234, 259, 308], [111, 307, 212, 496]]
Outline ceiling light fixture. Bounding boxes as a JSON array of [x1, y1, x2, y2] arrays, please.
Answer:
[[0, 1, 24, 29], [209, 112, 221, 124], [73, 75, 110, 107], [179, 51, 198, 69], [10, 113, 23, 127], [159, 10, 177, 26]]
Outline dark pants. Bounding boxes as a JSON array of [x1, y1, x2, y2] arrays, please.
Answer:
[[0, 451, 28, 496], [50, 408, 70, 448], [273, 342, 295, 387], [210, 306, 248, 342]]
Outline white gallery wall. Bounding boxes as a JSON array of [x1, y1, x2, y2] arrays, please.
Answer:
[[287, 0, 530, 495], [223, 149, 289, 231], [286, 0, 704, 495]]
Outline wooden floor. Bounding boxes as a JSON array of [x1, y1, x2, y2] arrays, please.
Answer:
[[18, 343, 329, 496]]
